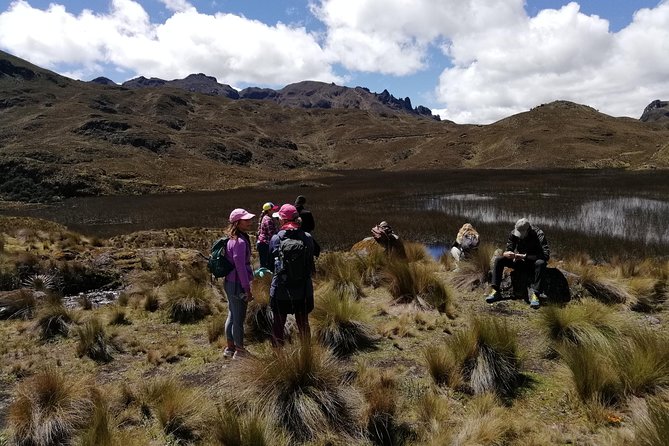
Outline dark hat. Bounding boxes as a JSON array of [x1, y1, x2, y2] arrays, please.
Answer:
[[513, 218, 531, 239]]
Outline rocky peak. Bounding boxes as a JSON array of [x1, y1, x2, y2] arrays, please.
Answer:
[[640, 99, 669, 122]]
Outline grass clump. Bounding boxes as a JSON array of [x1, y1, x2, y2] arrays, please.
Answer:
[[108, 306, 131, 326], [614, 329, 669, 397], [559, 342, 621, 406], [232, 340, 363, 443], [35, 301, 74, 339], [76, 317, 115, 362], [209, 403, 284, 446], [8, 368, 93, 446], [311, 287, 379, 357], [633, 396, 669, 446], [0, 289, 36, 320], [246, 273, 273, 341], [451, 243, 497, 291], [382, 260, 453, 314], [208, 314, 227, 343], [316, 252, 365, 299], [579, 266, 633, 304], [354, 247, 388, 287], [162, 278, 214, 323], [539, 298, 620, 350], [425, 316, 522, 398]]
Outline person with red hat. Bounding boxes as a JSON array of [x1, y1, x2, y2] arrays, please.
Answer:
[[268, 203, 316, 345]]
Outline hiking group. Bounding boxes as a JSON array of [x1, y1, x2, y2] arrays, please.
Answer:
[[214, 200, 550, 359], [214, 196, 316, 359]]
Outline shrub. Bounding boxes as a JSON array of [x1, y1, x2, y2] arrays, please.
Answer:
[[8, 368, 93, 446], [426, 316, 522, 398], [232, 340, 363, 443], [76, 317, 115, 362], [381, 260, 453, 314], [0, 289, 36, 319], [163, 279, 214, 323], [35, 302, 74, 339], [316, 252, 365, 299], [311, 287, 379, 357], [539, 298, 619, 349], [141, 377, 205, 443]]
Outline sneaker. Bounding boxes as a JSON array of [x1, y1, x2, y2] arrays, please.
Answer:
[[529, 292, 540, 309], [485, 290, 501, 304], [232, 349, 248, 360], [223, 347, 235, 359]]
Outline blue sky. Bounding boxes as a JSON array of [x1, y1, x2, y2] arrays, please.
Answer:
[[0, 0, 667, 123]]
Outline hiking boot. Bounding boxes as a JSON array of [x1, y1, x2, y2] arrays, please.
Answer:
[[223, 347, 235, 359], [485, 290, 501, 304], [529, 292, 540, 309]]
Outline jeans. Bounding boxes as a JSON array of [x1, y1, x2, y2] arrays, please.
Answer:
[[491, 257, 547, 294], [224, 280, 248, 347]]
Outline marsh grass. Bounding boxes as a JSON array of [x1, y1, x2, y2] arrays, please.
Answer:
[[76, 317, 115, 362], [9, 368, 93, 446], [426, 316, 522, 398], [232, 340, 363, 443], [162, 278, 214, 323], [539, 298, 620, 349], [316, 252, 365, 299], [35, 301, 74, 339], [209, 403, 283, 446], [0, 289, 36, 319], [381, 259, 453, 314], [311, 287, 379, 357], [141, 377, 206, 442]]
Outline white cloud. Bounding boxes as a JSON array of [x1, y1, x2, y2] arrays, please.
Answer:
[[158, 0, 195, 13], [0, 0, 340, 86]]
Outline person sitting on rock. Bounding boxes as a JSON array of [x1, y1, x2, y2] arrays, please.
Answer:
[[371, 221, 406, 259], [450, 223, 480, 262], [485, 218, 550, 309]]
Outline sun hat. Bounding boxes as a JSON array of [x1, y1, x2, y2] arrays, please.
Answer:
[[262, 202, 279, 212], [513, 218, 531, 239], [278, 204, 299, 221], [229, 208, 255, 223]]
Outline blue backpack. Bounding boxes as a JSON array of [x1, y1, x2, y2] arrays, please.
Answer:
[[207, 237, 235, 278]]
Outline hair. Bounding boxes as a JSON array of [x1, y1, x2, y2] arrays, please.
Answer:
[[225, 221, 250, 239]]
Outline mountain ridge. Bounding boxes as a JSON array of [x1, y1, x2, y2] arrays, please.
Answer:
[[1, 49, 668, 203]]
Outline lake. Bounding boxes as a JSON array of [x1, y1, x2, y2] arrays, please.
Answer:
[[1, 169, 667, 260]]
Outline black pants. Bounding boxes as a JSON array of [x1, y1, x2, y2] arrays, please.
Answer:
[[491, 257, 546, 294]]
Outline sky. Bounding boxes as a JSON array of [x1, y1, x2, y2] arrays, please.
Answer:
[[0, 0, 667, 124]]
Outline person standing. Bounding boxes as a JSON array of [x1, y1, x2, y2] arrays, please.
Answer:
[[269, 204, 316, 346], [294, 195, 315, 233], [485, 218, 550, 309], [224, 208, 255, 359], [257, 202, 279, 270]]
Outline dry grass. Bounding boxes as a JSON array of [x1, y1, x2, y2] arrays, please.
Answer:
[[208, 314, 227, 344], [316, 252, 365, 299], [633, 396, 669, 446], [35, 301, 74, 339], [8, 368, 94, 446], [451, 243, 497, 291], [232, 340, 363, 443], [578, 266, 633, 304], [0, 289, 36, 320], [75, 317, 115, 362], [354, 247, 388, 287], [246, 273, 273, 342], [381, 259, 454, 314], [208, 403, 284, 446], [162, 278, 214, 323]]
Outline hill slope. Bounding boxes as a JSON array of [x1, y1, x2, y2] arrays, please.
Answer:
[[1, 50, 668, 201]]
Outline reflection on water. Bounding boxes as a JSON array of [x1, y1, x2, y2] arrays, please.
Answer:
[[425, 194, 669, 245]]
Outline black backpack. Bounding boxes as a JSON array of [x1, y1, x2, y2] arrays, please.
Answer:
[[207, 237, 235, 278], [277, 236, 310, 286]]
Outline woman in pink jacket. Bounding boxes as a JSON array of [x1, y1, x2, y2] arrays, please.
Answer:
[[224, 208, 255, 359]]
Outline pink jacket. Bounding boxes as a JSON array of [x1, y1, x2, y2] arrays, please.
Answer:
[[225, 234, 253, 293], [257, 214, 277, 244]]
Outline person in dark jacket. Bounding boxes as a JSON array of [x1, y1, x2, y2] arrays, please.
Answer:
[[485, 218, 550, 309], [294, 195, 315, 233], [269, 204, 316, 346]]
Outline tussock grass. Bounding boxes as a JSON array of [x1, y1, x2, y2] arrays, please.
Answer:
[[35, 301, 74, 339], [162, 278, 214, 323], [426, 316, 522, 397], [415, 390, 451, 442], [9, 368, 93, 446], [246, 273, 273, 341], [316, 252, 365, 299], [356, 364, 413, 446], [559, 342, 621, 405], [141, 377, 206, 443], [209, 403, 283, 446], [0, 289, 36, 320], [452, 393, 515, 446], [452, 243, 497, 291], [208, 314, 227, 343], [579, 266, 633, 304], [78, 388, 114, 446], [108, 306, 131, 325], [539, 298, 620, 349], [143, 289, 160, 312], [378, 312, 418, 339], [76, 317, 115, 362], [627, 277, 667, 312], [634, 396, 669, 446], [615, 329, 669, 397], [311, 287, 379, 357], [403, 241, 429, 262], [154, 251, 181, 285], [381, 259, 454, 314], [232, 340, 363, 443], [354, 247, 388, 287]]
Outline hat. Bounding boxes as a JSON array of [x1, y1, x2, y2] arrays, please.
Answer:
[[295, 195, 307, 206], [278, 204, 299, 221], [262, 202, 279, 212], [513, 218, 531, 239], [229, 208, 255, 223]]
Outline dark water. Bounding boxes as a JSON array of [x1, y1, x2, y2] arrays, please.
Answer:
[[1, 169, 667, 260]]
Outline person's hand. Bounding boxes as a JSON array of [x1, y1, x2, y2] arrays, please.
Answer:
[[514, 253, 527, 261], [503, 251, 515, 259]]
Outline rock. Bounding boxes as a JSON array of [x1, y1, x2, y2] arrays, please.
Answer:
[[640, 99, 669, 122]]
